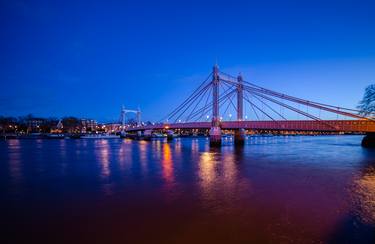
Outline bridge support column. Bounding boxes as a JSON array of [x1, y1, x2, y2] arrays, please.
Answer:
[[235, 128, 245, 145], [210, 64, 222, 146], [137, 130, 143, 139], [166, 130, 174, 141], [362, 132, 375, 148], [210, 126, 222, 146], [235, 73, 245, 146]]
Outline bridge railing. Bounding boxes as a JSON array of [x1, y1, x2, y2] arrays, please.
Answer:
[[223, 120, 375, 132], [126, 120, 375, 133]]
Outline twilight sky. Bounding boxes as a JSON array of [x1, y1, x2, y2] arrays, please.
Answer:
[[1, 0, 375, 122]]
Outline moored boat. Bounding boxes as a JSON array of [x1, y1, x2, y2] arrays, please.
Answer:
[[80, 133, 120, 139], [46, 134, 66, 139]]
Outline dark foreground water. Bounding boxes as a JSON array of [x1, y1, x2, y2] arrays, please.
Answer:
[[1, 136, 375, 244]]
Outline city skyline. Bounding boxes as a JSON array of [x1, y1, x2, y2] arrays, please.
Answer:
[[1, 0, 375, 121]]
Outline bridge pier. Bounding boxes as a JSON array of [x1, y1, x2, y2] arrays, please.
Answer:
[[210, 126, 222, 146], [166, 130, 175, 141], [362, 132, 375, 148], [234, 128, 245, 145]]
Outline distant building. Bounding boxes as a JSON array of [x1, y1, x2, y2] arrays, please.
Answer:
[[104, 123, 121, 133], [80, 119, 97, 133], [50, 119, 63, 133], [27, 118, 45, 132]]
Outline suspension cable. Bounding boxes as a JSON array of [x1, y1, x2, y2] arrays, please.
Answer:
[[220, 74, 374, 120], [159, 72, 212, 122], [173, 83, 212, 122]]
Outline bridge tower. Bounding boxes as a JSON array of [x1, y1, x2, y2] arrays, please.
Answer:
[[120, 105, 126, 133], [235, 73, 245, 145], [209, 64, 222, 146], [120, 105, 142, 136], [136, 107, 141, 126]]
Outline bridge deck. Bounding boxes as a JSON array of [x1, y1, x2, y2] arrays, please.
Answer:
[[126, 120, 375, 133]]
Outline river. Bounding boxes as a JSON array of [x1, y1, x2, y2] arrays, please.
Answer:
[[1, 136, 374, 243]]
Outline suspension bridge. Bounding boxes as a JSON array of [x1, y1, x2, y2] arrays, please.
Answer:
[[126, 65, 375, 146]]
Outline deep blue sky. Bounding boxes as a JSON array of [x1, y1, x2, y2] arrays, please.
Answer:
[[1, 0, 375, 122]]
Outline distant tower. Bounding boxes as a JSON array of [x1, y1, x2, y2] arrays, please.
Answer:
[[119, 105, 142, 129], [136, 106, 141, 126], [120, 105, 126, 132]]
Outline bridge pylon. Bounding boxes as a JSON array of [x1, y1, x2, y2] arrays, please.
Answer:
[[235, 73, 245, 145], [209, 64, 222, 146], [120, 105, 142, 136]]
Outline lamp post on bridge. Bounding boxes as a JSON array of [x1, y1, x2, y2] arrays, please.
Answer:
[[209, 64, 222, 146]]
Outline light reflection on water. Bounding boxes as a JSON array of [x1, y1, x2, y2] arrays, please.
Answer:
[[352, 165, 375, 225], [59, 139, 67, 175], [198, 147, 251, 214], [0, 135, 374, 243], [139, 140, 148, 175], [117, 139, 130, 172], [7, 139, 22, 184], [162, 143, 174, 183], [199, 150, 217, 202], [94, 140, 113, 196], [96, 140, 110, 179]]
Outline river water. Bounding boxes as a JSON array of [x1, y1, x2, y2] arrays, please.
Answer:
[[1, 136, 375, 243]]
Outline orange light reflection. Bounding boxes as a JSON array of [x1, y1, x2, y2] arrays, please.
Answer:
[[162, 143, 174, 183]]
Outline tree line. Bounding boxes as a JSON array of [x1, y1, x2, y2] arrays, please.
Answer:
[[0, 114, 87, 134]]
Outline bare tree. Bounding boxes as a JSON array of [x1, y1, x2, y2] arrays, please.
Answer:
[[358, 84, 375, 116]]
